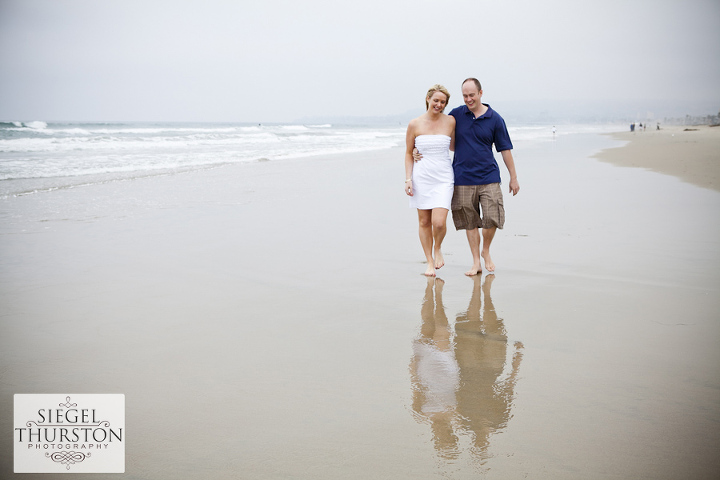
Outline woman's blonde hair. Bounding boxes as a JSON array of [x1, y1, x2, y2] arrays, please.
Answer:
[[425, 84, 450, 111]]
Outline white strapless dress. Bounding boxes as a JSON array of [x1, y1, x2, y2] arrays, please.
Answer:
[[409, 135, 454, 210]]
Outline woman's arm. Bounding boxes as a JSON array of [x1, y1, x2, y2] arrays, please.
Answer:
[[448, 115, 456, 152], [404, 121, 416, 196]]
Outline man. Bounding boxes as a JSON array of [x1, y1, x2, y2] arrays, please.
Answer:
[[416, 78, 519, 275]]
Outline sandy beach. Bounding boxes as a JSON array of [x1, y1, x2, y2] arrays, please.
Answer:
[[1, 129, 719, 479], [594, 124, 720, 191]]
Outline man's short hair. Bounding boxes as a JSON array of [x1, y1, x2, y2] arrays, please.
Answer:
[[462, 77, 482, 91]]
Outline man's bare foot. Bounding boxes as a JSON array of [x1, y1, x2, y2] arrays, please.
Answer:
[[423, 264, 436, 277], [434, 251, 445, 269], [465, 263, 482, 276], [481, 251, 495, 272]]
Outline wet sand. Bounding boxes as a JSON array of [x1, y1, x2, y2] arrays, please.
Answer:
[[1, 130, 719, 479], [594, 124, 720, 191]]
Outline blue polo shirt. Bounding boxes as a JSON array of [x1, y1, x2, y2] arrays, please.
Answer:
[[449, 104, 513, 185]]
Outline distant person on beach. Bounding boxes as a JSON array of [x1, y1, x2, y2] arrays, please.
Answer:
[[405, 84, 456, 277], [552, 125, 556, 137], [415, 78, 519, 276]]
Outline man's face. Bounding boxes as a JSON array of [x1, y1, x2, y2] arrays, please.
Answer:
[[462, 82, 482, 110]]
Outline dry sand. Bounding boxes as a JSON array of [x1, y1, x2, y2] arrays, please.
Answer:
[[594, 124, 720, 191], [1, 129, 719, 479]]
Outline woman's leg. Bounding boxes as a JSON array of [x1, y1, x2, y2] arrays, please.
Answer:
[[418, 209, 436, 276], [431, 208, 449, 269]]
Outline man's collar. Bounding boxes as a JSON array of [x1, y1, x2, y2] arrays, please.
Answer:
[[463, 104, 492, 118]]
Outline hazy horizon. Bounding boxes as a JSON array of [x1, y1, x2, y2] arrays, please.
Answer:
[[1, 0, 719, 123]]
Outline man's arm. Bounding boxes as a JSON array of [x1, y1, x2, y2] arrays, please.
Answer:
[[500, 150, 519, 195]]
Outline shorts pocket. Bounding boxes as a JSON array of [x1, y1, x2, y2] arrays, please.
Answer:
[[451, 208, 467, 230], [496, 197, 505, 228]]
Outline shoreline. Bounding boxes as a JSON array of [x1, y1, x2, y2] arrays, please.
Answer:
[[593, 124, 720, 191]]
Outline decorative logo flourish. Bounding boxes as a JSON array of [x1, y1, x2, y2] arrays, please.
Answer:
[[59, 396, 77, 408], [46, 451, 91, 470]]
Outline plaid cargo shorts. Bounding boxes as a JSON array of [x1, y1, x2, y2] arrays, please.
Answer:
[[451, 183, 505, 230]]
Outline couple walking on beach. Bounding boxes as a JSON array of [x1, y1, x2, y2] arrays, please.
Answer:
[[405, 78, 520, 277]]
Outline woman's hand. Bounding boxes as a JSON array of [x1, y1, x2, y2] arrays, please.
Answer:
[[405, 179, 413, 196]]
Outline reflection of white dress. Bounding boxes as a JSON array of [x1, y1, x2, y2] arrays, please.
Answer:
[[413, 341, 460, 414], [409, 135, 454, 210]]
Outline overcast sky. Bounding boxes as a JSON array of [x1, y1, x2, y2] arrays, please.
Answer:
[[1, 0, 719, 122]]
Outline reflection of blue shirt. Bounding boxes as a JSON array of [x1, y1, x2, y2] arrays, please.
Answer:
[[449, 104, 513, 185]]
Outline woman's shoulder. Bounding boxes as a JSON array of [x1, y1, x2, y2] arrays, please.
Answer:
[[407, 116, 423, 130]]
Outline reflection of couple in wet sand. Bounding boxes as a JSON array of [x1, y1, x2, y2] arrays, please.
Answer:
[[409, 275, 523, 462], [404, 78, 520, 277]]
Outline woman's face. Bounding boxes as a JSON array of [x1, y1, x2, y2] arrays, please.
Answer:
[[427, 92, 448, 113]]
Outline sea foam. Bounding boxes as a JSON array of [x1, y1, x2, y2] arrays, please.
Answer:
[[0, 122, 407, 188]]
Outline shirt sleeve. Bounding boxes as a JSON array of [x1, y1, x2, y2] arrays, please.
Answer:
[[493, 116, 513, 152]]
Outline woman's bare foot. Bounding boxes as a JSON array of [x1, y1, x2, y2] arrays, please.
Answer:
[[423, 264, 436, 277], [481, 251, 495, 272], [434, 250, 445, 270], [465, 263, 482, 276]]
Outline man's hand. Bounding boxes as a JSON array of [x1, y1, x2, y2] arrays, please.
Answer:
[[500, 150, 519, 196], [412, 148, 423, 162]]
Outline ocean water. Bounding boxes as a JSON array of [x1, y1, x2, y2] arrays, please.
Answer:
[[0, 120, 623, 198]]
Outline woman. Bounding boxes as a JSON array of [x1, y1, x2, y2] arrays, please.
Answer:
[[405, 84, 455, 277]]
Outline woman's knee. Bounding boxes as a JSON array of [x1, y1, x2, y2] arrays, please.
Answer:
[[418, 218, 432, 229], [418, 212, 432, 228], [431, 212, 448, 230]]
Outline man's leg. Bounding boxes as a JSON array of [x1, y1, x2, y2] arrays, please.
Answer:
[[481, 227, 496, 272], [478, 183, 504, 273], [451, 185, 484, 276], [418, 210, 436, 276], [465, 228, 482, 276], [431, 208, 448, 269]]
